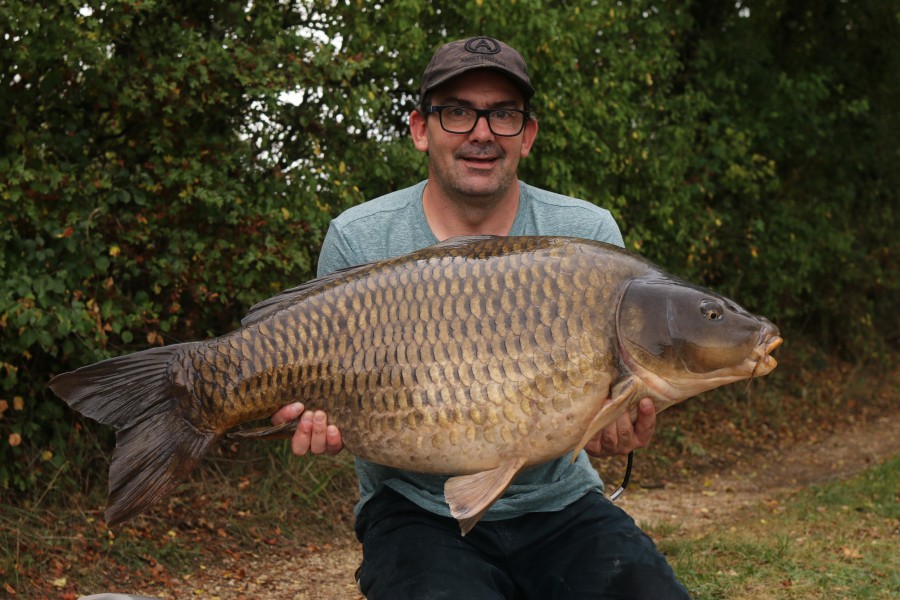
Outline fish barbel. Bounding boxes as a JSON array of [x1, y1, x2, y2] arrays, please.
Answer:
[[49, 236, 782, 533]]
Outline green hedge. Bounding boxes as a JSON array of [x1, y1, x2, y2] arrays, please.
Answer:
[[1, 1, 896, 495]]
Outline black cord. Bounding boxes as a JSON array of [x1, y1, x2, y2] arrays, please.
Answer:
[[609, 450, 634, 502]]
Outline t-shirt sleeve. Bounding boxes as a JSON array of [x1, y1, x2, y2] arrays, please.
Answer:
[[517, 183, 626, 249], [316, 221, 358, 277], [588, 214, 625, 248]]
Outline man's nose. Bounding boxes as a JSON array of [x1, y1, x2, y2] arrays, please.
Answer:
[[468, 113, 495, 141]]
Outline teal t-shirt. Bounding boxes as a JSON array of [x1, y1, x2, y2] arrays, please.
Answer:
[[316, 180, 625, 520]]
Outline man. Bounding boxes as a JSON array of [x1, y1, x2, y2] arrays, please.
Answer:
[[272, 37, 691, 599]]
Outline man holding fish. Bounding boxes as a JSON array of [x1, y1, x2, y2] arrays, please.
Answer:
[[53, 34, 779, 598], [273, 37, 692, 599]]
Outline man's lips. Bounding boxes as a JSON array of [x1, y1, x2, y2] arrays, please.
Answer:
[[458, 154, 500, 168], [456, 144, 504, 168]]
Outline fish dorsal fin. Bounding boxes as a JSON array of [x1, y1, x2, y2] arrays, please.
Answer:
[[427, 234, 500, 250], [570, 376, 649, 462], [445, 457, 526, 536], [241, 237, 497, 328], [240, 263, 374, 327]]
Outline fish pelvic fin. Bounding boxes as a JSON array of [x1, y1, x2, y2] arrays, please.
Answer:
[[228, 419, 299, 440], [445, 457, 526, 536], [571, 376, 647, 462], [48, 344, 220, 526]]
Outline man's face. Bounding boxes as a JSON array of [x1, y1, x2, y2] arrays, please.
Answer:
[[410, 70, 538, 202]]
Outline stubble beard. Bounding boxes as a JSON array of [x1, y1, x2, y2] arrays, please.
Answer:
[[437, 143, 517, 209]]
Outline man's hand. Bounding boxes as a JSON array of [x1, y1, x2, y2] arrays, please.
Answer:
[[271, 402, 344, 456], [583, 398, 656, 457]]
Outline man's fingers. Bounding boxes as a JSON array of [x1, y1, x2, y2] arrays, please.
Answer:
[[309, 411, 328, 454], [272, 401, 304, 426], [325, 425, 344, 455], [287, 409, 344, 456], [595, 398, 657, 455], [633, 398, 656, 448], [291, 411, 314, 455], [615, 411, 634, 448], [600, 422, 618, 454]]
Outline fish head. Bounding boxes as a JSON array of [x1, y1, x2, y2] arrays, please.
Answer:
[[616, 277, 782, 406]]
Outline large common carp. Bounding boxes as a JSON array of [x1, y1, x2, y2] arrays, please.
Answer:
[[49, 236, 782, 534]]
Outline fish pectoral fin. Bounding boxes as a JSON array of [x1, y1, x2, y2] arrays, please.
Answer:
[[570, 376, 647, 462], [227, 419, 299, 441], [445, 457, 526, 536]]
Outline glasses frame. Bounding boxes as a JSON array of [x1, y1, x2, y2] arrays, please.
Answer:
[[426, 105, 531, 137]]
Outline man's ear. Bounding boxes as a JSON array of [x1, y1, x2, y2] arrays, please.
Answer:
[[519, 117, 539, 158], [410, 109, 429, 153]]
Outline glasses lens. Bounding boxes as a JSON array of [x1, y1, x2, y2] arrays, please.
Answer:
[[488, 110, 525, 136], [439, 107, 476, 133]]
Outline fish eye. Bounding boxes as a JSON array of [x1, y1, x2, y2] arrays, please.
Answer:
[[700, 299, 724, 320]]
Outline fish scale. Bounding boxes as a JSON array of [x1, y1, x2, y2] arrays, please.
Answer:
[[48, 235, 781, 533]]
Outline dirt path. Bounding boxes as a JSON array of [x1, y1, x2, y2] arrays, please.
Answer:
[[617, 413, 900, 533], [145, 414, 900, 599]]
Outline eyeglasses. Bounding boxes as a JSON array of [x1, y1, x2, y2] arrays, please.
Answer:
[[426, 105, 530, 137]]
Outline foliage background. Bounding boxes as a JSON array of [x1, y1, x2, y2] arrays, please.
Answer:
[[1, 0, 897, 496]]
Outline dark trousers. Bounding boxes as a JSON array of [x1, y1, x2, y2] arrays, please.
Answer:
[[355, 487, 691, 599]]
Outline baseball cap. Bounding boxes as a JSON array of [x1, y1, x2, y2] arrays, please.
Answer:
[[419, 37, 534, 102]]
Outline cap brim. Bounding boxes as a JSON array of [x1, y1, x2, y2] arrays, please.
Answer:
[[421, 65, 535, 101]]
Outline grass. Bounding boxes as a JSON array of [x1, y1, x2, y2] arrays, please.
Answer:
[[650, 455, 900, 599]]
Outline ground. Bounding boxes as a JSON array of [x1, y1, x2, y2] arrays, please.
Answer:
[[137, 403, 900, 599]]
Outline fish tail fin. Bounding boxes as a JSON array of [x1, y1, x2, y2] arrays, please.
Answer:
[[48, 344, 220, 526]]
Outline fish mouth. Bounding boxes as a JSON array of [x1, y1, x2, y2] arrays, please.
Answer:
[[750, 332, 783, 378]]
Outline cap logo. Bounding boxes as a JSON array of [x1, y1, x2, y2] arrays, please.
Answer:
[[464, 37, 501, 55]]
